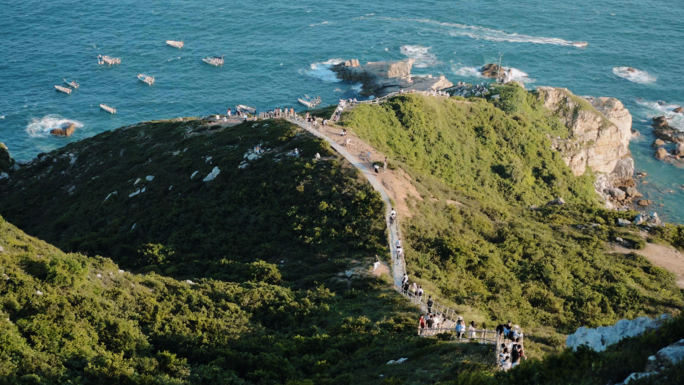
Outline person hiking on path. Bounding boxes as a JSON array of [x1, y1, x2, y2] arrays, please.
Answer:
[[389, 208, 397, 225], [373, 254, 380, 271], [427, 295, 434, 314], [396, 238, 402, 249], [411, 282, 417, 296], [383, 157, 388, 172], [401, 273, 409, 287], [455, 316, 466, 338], [419, 314, 426, 335], [468, 321, 478, 339], [403, 281, 410, 295], [417, 285, 424, 300], [373, 163, 379, 173], [426, 314, 435, 334], [396, 247, 403, 259]]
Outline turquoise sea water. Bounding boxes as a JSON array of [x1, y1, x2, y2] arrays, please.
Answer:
[[1, 0, 683, 221]]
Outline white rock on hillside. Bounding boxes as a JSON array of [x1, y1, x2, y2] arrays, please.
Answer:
[[657, 338, 684, 367], [203, 166, 220, 182], [146, 175, 154, 181], [566, 315, 671, 352], [191, 171, 198, 179]]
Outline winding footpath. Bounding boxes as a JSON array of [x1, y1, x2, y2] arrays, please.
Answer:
[[287, 117, 405, 287]]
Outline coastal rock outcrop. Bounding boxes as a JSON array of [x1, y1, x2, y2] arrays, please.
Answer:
[[0, 143, 14, 174], [652, 116, 684, 143], [50, 123, 76, 137], [331, 58, 453, 97], [537, 87, 635, 208], [481, 63, 503, 78], [566, 315, 671, 352]]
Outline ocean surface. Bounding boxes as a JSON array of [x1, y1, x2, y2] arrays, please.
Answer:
[[1, 0, 683, 222]]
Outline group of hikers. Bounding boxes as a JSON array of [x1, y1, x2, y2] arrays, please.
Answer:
[[258, 107, 295, 120], [496, 320, 527, 371], [399, 269, 526, 371]]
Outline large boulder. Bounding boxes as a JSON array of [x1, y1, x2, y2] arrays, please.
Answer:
[[481, 63, 503, 78], [652, 139, 666, 147], [674, 106, 684, 114], [656, 338, 684, 368], [674, 142, 684, 157], [655, 147, 669, 160], [0, 143, 14, 174]]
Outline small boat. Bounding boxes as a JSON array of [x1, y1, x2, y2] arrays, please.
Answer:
[[97, 55, 121, 65], [202, 55, 224, 66], [100, 104, 116, 114], [236, 105, 256, 114], [63, 78, 79, 89], [572, 41, 588, 48], [298, 95, 321, 108], [137, 73, 155, 85], [54, 85, 72, 94], [166, 40, 184, 49]]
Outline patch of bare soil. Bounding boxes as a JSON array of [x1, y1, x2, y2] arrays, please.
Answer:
[[611, 243, 684, 288], [372, 261, 390, 277], [316, 123, 423, 218]]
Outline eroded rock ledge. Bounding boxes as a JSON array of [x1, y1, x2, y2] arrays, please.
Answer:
[[536, 87, 635, 209]]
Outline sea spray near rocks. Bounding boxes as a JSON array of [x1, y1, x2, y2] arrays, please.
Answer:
[[613, 67, 657, 84], [637, 99, 684, 131], [305, 59, 344, 83], [400, 45, 439, 68], [26, 115, 83, 138]]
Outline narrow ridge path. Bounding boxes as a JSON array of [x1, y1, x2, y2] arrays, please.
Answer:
[[287, 117, 405, 287]]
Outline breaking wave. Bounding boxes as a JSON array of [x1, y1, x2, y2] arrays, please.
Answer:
[[636, 99, 684, 130], [453, 66, 484, 78], [400, 45, 439, 68], [304, 59, 343, 83], [613, 67, 656, 84], [26, 115, 83, 138], [503, 67, 534, 83]]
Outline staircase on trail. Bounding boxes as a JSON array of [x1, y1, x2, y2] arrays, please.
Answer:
[[285, 106, 508, 368]]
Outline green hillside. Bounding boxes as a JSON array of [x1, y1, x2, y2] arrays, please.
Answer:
[[0, 119, 386, 286], [0, 214, 499, 384], [340, 86, 683, 330]]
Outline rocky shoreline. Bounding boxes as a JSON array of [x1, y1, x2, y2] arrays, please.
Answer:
[[330, 58, 452, 97]]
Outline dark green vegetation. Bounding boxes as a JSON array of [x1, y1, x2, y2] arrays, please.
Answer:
[[341, 86, 683, 331], [0, 215, 494, 384], [0, 119, 387, 285]]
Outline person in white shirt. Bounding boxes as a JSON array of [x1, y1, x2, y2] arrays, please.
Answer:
[[396, 238, 402, 249]]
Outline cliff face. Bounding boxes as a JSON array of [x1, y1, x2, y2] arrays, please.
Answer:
[[331, 58, 452, 96], [537, 87, 632, 177]]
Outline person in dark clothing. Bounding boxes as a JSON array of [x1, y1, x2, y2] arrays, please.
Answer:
[[427, 296, 434, 314], [403, 281, 410, 294], [426, 314, 434, 331]]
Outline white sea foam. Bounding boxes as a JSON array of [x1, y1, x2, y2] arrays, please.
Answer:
[[400, 45, 439, 68], [503, 67, 534, 83], [613, 67, 656, 84], [636, 99, 684, 130], [305, 59, 343, 83], [351, 83, 363, 93], [360, 16, 583, 47], [453, 66, 483, 78], [26, 115, 83, 138], [309, 21, 330, 27]]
